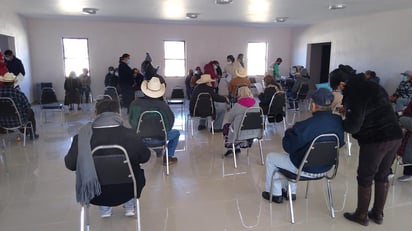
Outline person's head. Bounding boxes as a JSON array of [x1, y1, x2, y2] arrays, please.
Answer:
[[310, 88, 334, 112], [329, 64, 356, 90], [95, 99, 120, 115], [82, 68, 89, 75], [4, 50, 14, 61], [235, 67, 248, 78], [68, 71, 76, 78], [401, 70, 412, 81], [196, 74, 215, 86], [237, 53, 244, 61], [108, 66, 114, 72], [141, 77, 166, 98], [263, 75, 276, 87], [227, 55, 235, 63], [188, 69, 194, 75], [120, 53, 130, 63], [237, 86, 252, 99], [275, 57, 282, 64]]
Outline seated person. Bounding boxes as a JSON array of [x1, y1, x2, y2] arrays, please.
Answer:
[[286, 70, 309, 110], [396, 99, 412, 182], [64, 99, 150, 218], [228, 67, 251, 100], [190, 74, 228, 132], [364, 70, 380, 84], [0, 72, 39, 139], [129, 77, 180, 165], [258, 75, 283, 115], [262, 88, 344, 203], [223, 87, 259, 156], [391, 70, 412, 112]]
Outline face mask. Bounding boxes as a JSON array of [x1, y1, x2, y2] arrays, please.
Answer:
[[109, 71, 114, 74], [194, 71, 199, 75], [115, 72, 119, 77], [127, 60, 131, 65], [227, 61, 232, 65], [5, 57, 10, 61], [402, 76, 407, 81]]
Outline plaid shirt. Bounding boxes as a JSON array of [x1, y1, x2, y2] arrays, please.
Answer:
[[0, 86, 30, 128]]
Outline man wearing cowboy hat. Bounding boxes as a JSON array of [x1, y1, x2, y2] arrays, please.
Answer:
[[128, 77, 180, 165], [0, 72, 39, 139], [228, 67, 251, 99], [190, 74, 228, 132]]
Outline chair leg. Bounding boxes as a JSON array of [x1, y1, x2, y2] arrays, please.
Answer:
[[258, 139, 264, 165], [232, 143, 238, 169], [1, 138, 8, 173], [80, 205, 86, 231], [136, 198, 141, 231], [211, 119, 215, 134], [346, 133, 352, 156], [23, 126, 27, 147], [327, 179, 335, 218], [165, 147, 169, 176], [288, 183, 295, 224], [392, 157, 400, 185], [191, 118, 194, 137], [305, 181, 310, 199]]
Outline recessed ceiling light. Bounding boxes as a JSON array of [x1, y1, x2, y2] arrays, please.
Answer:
[[186, 13, 199, 19], [275, 17, 288, 23], [82, 8, 99, 15], [215, 0, 234, 5], [329, 4, 346, 10]]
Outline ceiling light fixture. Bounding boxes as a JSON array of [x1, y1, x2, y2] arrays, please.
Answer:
[[329, 4, 346, 10], [215, 0, 234, 5], [275, 17, 288, 23], [82, 8, 99, 15], [186, 13, 199, 19]]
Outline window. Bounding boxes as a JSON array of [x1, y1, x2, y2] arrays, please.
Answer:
[[164, 41, 186, 77], [247, 42, 267, 76], [62, 38, 90, 77]]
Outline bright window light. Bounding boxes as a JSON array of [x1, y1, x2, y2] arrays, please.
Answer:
[[247, 42, 267, 76], [164, 41, 186, 77], [62, 38, 90, 77]]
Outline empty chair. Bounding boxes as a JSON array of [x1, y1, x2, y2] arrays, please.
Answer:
[[190, 92, 215, 136], [136, 110, 170, 175], [270, 134, 340, 224], [0, 97, 34, 146], [40, 87, 64, 124], [80, 145, 142, 231], [167, 87, 185, 114]]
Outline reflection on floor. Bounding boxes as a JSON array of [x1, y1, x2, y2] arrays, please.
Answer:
[[0, 102, 412, 231]]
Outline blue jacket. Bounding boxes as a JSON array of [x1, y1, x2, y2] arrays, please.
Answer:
[[283, 111, 344, 173]]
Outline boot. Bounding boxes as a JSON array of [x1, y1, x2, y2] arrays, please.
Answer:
[[368, 182, 389, 224], [344, 185, 371, 226]]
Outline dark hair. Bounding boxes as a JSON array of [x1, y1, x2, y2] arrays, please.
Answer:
[[263, 75, 276, 86], [4, 50, 13, 56], [119, 53, 130, 62], [329, 64, 356, 90], [108, 66, 114, 71], [227, 55, 235, 62], [95, 99, 120, 114], [276, 57, 282, 62]]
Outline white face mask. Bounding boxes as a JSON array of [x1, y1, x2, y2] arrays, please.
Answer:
[[227, 61, 232, 65], [109, 71, 114, 74], [115, 72, 119, 77]]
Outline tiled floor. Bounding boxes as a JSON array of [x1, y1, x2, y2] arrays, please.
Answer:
[[1, 102, 412, 231]]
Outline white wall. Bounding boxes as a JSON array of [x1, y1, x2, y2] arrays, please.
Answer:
[[27, 19, 293, 100], [0, 6, 31, 100], [291, 8, 412, 94]]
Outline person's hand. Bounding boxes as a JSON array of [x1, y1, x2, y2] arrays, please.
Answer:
[[390, 95, 397, 103], [337, 106, 346, 116]]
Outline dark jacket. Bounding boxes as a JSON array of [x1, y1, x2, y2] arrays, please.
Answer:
[[343, 77, 403, 144], [258, 86, 278, 115], [65, 126, 150, 204], [118, 62, 134, 86], [128, 96, 175, 131], [284, 111, 344, 173], [6, 57, 25, 76], [189, 83, 227, 117]]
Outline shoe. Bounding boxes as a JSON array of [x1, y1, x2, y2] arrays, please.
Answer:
[[294, 107, 300, 111], [282, 188, 296, 201], [387, 173, 395, 181], [343, 212, 369, 226], [100, 210, 112, 218], [125, 208, 136, 217], [198, 125, 206, 131], [154, 149, 164, 158], [261, 191, 283, 204], [163, 156, 178, 166], [224, 149, 241, 157], [368, 211, 383, 225], [398, 175, 412, 182]]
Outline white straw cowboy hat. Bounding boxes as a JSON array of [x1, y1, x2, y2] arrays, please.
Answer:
[[141, 77, 166, 98], [235, 67, 248, 78], [0, 72, 17, 82], [196, 74, 215, 84]]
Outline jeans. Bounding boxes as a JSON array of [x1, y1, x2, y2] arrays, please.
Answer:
[[99, 198, 134, 216], [265, 152, 317, 196], [167, 129, 180, 157], [199, 102, 227, 129], [80, 86, 91, 104], [395, 97, 409, 112]]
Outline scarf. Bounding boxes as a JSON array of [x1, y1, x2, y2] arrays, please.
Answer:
[[75, 112, 123, 204]]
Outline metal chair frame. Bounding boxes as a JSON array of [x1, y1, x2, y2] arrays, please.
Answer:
[[40, 87, 64, 124], [266, 91, 287, 131], [190, 92, 215, 137]]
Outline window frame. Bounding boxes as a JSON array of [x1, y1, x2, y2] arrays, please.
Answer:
[[163, 40, 186, 77], [246, 42, 268, 76], [62, 37, 90, 77]]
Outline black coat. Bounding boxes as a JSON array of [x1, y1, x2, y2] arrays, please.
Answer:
[[189, 83, 226, 117], [65, 126, 151, 205]]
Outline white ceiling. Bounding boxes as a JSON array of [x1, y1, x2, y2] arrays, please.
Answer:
[[9, 0, 412, 27]]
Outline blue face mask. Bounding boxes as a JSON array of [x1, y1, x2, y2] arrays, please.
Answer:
[[127, 60, 131, 65], [402, 76, 407, 81]]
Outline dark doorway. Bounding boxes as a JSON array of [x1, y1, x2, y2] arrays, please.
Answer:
[[307, 42, 331, 86]]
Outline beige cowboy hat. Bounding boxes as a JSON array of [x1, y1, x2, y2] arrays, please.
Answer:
[[196, 74, 215, 84], [0, 72, 17, 82], [141, 77, 166, 98], [235, 67, 248, 78]]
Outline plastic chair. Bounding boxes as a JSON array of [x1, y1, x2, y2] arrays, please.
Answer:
[[0, 97, 34, 146], [229, 107, 265, 169], [270, 133, 340, 224], [266, 91, 286, 131], [40, 87, 64, 124], [136, 110, 170, 175], [80, 145, 141, 231], [190, 92, 215, 136]]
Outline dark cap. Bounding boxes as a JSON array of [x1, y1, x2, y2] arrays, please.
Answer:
[[310, 88, 334, 106]]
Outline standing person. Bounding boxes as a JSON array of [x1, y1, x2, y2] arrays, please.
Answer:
[[64, 71, 81, 111], [203, 60, 220, 90], [272, 57, 282, 81], [118, 53, 135, 112], [64, 99, 150, 218], [329, 65, 403, 226], [234, 53, 245, 70], [185, 69, 194, 100], [223, 55, 236, 80], [4, 49, 25, 76], [104, 66, 116, 87], [364, 70, 380, 84], [129, 77, 180, 166], [78, 68, 91, 104]]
